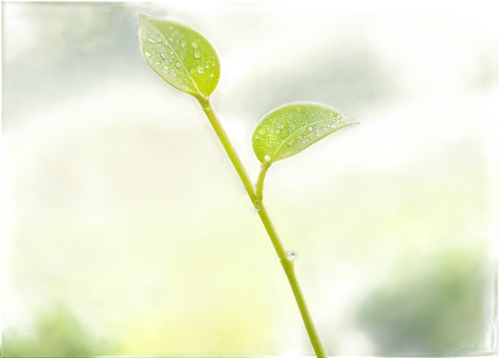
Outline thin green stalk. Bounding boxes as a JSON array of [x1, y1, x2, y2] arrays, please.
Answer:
[[255, 160, 270, 201], [198, 97, 327, 358]]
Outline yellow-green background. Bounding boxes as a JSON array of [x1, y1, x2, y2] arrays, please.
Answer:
[[1, 2, 497, 356]]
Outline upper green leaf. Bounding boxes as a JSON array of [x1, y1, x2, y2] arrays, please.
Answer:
[[138, 13, 220, 99], [252, 103, 359, 163]]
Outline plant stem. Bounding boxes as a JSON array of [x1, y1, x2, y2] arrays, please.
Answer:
[[198, 97, 327, 358], [255, 160, 270, 201]]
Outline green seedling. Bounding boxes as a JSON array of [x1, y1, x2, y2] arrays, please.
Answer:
[[138, 13, 359, 357]]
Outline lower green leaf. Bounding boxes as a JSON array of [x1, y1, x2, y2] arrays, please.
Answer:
[[252, 102, 359, 163]]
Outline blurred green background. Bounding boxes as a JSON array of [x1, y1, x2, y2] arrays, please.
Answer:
[[1, 2, 497, 356]]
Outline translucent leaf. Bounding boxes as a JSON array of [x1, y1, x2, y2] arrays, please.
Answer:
[[138, 13, 220, 99], [252, 103, 359, 163]]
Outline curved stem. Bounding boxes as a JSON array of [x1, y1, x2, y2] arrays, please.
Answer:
[[255, 161, 271, 201], [197, 97, 327, 358]]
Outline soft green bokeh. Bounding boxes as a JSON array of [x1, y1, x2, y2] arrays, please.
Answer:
[[1, 1, 497, 357]]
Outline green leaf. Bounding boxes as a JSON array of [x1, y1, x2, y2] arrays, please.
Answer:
[[138, 13, 220, 99], [252, 103, 359, 163]]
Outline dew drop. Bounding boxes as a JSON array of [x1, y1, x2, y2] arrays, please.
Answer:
[[144, 51, 151, 57], [192, 42, 199, 48], [194, 50, 201, 59], [197, 66, 205, 74], [264, 155, 271, 162], [176, 62, 182, 68], [210, 73, 214, 80], [163, 65, 169, 71], [286, 251, 296, 261], [172, 72, 177, 77], [308, 126, 313, 132], [148, 38, 155, 44]]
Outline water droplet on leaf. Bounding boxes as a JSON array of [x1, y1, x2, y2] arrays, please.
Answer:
[[192, 42, 199, 48], [194, 50, 201, 58], [286, 251, 296, 260]]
